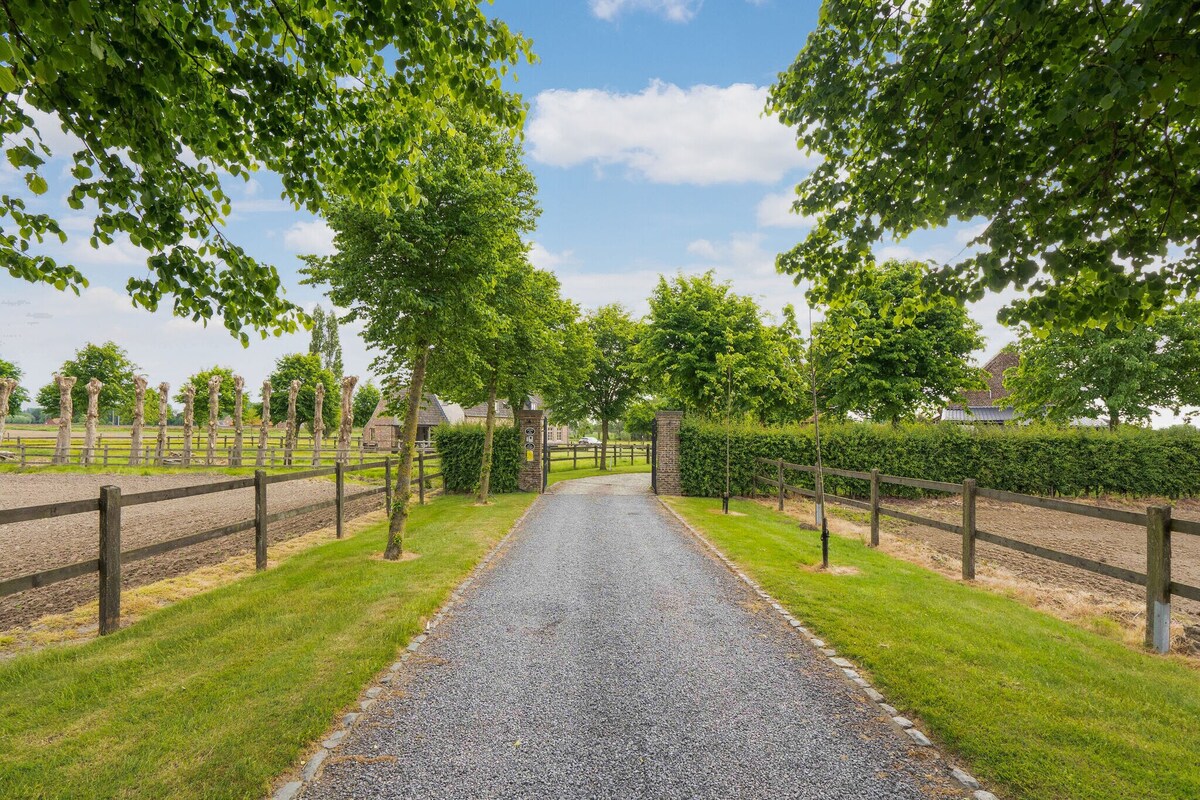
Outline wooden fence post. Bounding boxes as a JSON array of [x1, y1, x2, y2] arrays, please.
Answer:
[[254, 470, 268, 571], [98, 485, 122, 635], [335, 462, 345, 539], [417, 450, 426, 505], [573, 445, 578, 471], [19, 442, 25, 467], [593, 445, 598, 468], [102, 445, 110, 468], [385, 457, 393, 517], [870, 469, 881, 547], [777, 458, 785, 511], [962, 478, 977, 580], [1146, 505, 1172, 653]]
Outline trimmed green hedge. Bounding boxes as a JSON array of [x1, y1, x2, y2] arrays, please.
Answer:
[[433, 424, 522, 494], [680, 419, 1200, 499]]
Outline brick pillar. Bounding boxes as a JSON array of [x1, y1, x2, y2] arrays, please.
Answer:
[[655, 411, 683, 496], [516, 409, 545, 493]]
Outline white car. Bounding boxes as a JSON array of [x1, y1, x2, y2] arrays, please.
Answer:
[[576, 436, 602, 445]]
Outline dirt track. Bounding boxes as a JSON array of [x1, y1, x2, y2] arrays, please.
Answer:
[[0, 473, 385, 629], [880, 495, 1200, 642]]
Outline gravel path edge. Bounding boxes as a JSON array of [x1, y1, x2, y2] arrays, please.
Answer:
[[266, 495, 544, 800], [653, 496, 996, 800]]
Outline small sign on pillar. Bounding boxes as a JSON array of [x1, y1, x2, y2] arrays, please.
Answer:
[[517, 410, 545, 492]]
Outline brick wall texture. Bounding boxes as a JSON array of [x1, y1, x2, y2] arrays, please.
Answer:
[[516, 409, 545, 493], [655, 411, 683, 496]]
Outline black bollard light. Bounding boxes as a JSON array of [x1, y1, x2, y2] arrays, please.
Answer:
[[821, 515, 830, 569]]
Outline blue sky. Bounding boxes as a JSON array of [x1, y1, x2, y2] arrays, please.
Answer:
[[2, 0, 1011, 402]]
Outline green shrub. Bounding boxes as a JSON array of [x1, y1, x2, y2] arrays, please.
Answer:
[[433, 424, 522, 494], [680, 419, 1200, 499]]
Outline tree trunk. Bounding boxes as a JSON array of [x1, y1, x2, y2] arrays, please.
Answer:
[[601, 417, 609, 471], [338, 376, 357, 463], [1108, 411, 1119, 431], [478, 373, 498, 504], [231, 375, 244, 466], [0, 377, 17, 447], [257, 380, 271, 466], [284, 380, 300, 466], [130, 376, 147, 466], [384, 345, 430, 561], [207, 375, 222, 465], [312, 383, 325, 466], [182, 385, 195, 466], [83, 378, 102, 466], [156, 382, 169, 465], [54, 374, 76, 465]]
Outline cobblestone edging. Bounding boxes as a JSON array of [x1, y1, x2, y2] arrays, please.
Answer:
[[267, 498, 545, 800], [655, 497, 999, 800]]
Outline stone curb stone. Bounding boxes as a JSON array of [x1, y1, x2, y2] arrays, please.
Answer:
[[973, 791, 999, 800], [905, 729, 933, 747], [893, 716, 914, 729], [951, 768, 981, 790], [272, 781, 302, 800], [301, 749, 328, 781], [322, 730, 346, 749]]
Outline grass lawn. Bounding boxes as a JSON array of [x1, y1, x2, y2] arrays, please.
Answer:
[[547, 462, 651, 485], [665, 496, 1200, 800], [0, 493, 534, 800]]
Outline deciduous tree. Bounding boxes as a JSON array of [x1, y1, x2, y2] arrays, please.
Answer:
[[352, 381, 381, 428], [549, 304, 641, 470], [304, 115, 537, 558], [768, 0, 1200, 330], [175, 367, 237, 423], [2, 1, 533, 338], [812, 260, 984, 424], [36, 341, 137, 422], [267, 354, 338, 433], [1004, 304, 1200, 429], [0, 357, 28, 416]]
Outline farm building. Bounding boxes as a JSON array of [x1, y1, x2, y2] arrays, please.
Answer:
[[363, 393, 570, 449], [941, 349, 1019, 424]]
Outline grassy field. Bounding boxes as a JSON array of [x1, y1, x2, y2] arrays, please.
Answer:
[[0, 493, 534, 800], [664, 496, 1200, 800]]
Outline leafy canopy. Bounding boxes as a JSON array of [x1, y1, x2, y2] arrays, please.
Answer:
[[35, 341, 139, 420], [639, 273, 805, 422], [175, 366, 238, 422], [268, 353, 338, 431], [768, 0, 1200, 329], [303, 115, 540, 400], [1004, 304, 1200, 429], [352, 381, 381, 429], [2, 0, 533, 339], [546, 304, 640, 429], [0, 357, 29, 415], [813, 260, 984, 424], [308, 306, 344, 379]]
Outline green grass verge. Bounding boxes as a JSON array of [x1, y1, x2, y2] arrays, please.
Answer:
[[547, 463, 651, 486], [0, 493, 534, 800], [664, 496, 1200, 800]]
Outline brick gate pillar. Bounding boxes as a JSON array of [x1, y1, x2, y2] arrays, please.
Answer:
[[655, 411, 683, 496], [516, 409, 545, 493]]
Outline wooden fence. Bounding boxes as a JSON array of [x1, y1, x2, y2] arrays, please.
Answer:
[[752, 457, 1200, 654], [0, 459, 404, 635], [546, 443, 651, 471]]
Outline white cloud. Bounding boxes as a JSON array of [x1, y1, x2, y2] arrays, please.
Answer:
[[756, 190, 817, 229], [528, 81, 814, 185], [283, 220, 335, 256], [528, 242, 574, 271], [589, 0, 700, 22]]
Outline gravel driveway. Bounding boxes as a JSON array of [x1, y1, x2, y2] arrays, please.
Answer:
[[303, 474, 962, 799]]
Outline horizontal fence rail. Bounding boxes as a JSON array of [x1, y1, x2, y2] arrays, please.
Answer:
[[0, 460, 396, 635], [752, 456, 1199, 654]]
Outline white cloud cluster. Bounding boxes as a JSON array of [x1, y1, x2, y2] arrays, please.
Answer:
[[755, 190, 817, 229], [588, 0, 701, 22], [283, 220, 335, 256], [528, 81, 814, 185]]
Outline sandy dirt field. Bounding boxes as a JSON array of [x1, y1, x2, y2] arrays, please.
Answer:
[[0, 473, 385, 628]]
